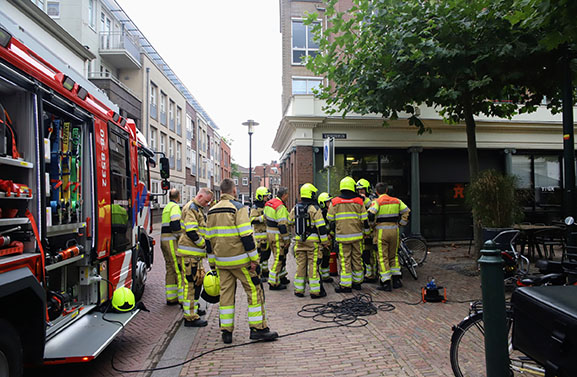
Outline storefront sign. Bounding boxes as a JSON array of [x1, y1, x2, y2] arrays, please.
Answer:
[[322, 133, 347, 139]]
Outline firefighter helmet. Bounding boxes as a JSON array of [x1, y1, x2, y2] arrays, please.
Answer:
[[111, 286, 135, 312], [300, 183, 318, 200], [356, 178, 371, 193], [200, 270, 220, 304], [255, 186, 271, 201], [318, 192, 332, 208], [340, 176, 356, 192]]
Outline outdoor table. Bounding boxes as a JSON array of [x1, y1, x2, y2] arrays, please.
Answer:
[[512, 224, 564, 260]]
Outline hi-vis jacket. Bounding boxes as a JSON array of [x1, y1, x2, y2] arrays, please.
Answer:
[[250, 202, 267, 247], [264, 197, 290, 243], [177, 199, 211, 259], [327, 195, 370, 243], [205, 193, 259, 269], [367, 194, 410, 229], [288, 201, 329, 245], [161, 200, 182, 237]]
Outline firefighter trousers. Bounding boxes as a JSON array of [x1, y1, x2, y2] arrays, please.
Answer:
[[375, 227, 401, 283], [294, 241, 322, 295], [337, 241, 363, 288], [258, 242, 271, 276], [362, 238, 377, 280], [181, 256, 204, 321], [160, 236, 183, 304], [267, 234, 287, 286], [218, 267, 267, 333], [319, 244, 331, 280]]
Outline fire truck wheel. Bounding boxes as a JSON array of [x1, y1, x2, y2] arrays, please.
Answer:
[[0, 319, 23, 377], [132, 247, 147, 302]]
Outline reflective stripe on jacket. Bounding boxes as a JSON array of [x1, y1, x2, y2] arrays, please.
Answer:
[[206, 193, 259, 269], [161, 201, 182, 235], [250, 205, 267, 244], [288, 202, 329, 244], [327, 196, 369, 243], [177, 199, 208, 258], [368, 194, 410, 229], [264, 197, 290, 240]]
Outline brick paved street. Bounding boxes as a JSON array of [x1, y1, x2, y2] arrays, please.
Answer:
[[24, 236, 484, 377]]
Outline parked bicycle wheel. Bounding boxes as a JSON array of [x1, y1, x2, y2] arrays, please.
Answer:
[[450, 311, 544, 377], [398, 245, 418, 280], [403, 236, 428, 265]]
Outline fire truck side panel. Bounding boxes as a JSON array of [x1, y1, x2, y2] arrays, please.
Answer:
[[94, 118, 111, 260]]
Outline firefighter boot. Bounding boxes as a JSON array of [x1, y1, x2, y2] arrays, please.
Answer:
[[184, 318, 208, 327], [377, 280, 392, 292], [250, 327, 279, 341], [280, 276, 290, 285], [352, 283, 362, 291], [222, 330, 233, 344], [335, 285, 352, 293], [269, 284, 287, 291], [392, 275, 403, 289]]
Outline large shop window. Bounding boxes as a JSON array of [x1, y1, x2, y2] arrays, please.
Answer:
[[511, 154, 562, 222]]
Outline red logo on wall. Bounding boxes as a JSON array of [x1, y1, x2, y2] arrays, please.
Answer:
[[453, 184, 465, 199]]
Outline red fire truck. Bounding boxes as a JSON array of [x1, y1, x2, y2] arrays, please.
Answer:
[[0, 22, 167, 376]]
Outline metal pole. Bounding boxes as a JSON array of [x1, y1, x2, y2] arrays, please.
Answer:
[[478, 240, 510, 377], [327, 168, 331, 194], [249, 132, 253, 203], [562, 53, 576, 218]]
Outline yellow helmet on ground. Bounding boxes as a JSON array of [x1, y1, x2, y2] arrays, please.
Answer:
[[356, 178, 371, 193], [300, 183, 318, 200], [255, 186, 271, 201], [318, 192, 332, 208], [201, 270, 220, 304], [112, 286, 135, 312], [340, 176, 356, 192]]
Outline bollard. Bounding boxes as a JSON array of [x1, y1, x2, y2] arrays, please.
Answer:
[[478, 240, 510, 376], [329, 252, 338, 276]]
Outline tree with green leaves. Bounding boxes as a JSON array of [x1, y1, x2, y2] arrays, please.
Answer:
[[306, 0, 563, 252]]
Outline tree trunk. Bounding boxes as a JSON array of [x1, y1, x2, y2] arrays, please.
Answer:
[[464, 101, 482, 256]]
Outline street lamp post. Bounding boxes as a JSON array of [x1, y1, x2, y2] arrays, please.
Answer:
[[242, 119, 259, 203]]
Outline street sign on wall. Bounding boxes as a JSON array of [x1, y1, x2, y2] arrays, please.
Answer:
[[323, 137, 334, 168]]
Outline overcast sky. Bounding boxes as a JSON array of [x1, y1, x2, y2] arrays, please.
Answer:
[[116, 0, 283, 168]]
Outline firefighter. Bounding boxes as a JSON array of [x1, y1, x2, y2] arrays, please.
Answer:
[[289, 183, 330, 298], [264, 187, 291, 290], [160, 189, 184, 305], [205, 178, 278, 344], [368, 182, 410, 291], [177, 187, 214, 327], [317, 192, 333, 282], [356, 178, 378, 283], [327, 177, 370, 293], [250, 187, 272, 283]]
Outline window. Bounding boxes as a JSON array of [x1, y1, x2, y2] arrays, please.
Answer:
[[169, 100, 175, 131], [169, 138, 175, 168], [160, 132, 166, 155], [47, 1, 60, 18], [292, 77, 322, 95], [160, 92, 167, 125], [186, 145, 192, 169], [150, 83, 157, 105], [109, 129, 132, 252], [176, 107, 182, 135], [88, 0, 95, 28], [186, 114, 194, 140], [242, 177, 248, 186], [191, 152, 197, 176], [234, 178, 239, 185], [176, 142, 182, 171], [292, 19, 320, 65], [32, 0, 45, 10], [150, 127, 157, 151]]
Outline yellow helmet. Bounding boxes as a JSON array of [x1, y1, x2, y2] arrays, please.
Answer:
[[300, 183, 318, 200], [356, 178, 371, 193], [200, 270, 220, 304], [255, 186, 271, 201], [112, 286, 135, 312], [318, 192, 332, 208], [340, 176, 356, 192]]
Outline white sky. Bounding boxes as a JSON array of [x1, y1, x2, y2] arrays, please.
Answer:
[[116, 0, 283, 168]]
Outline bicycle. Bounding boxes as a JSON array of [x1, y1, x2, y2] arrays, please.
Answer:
[[450, 301, 545, 376], [398, 235, 427, 280]]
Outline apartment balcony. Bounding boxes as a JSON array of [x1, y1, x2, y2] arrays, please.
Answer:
[[99, 32, 141, 70]]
